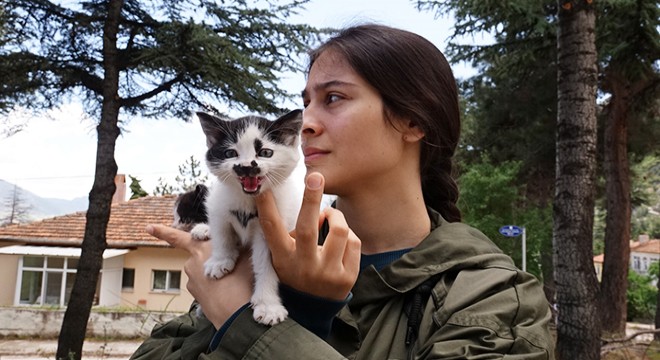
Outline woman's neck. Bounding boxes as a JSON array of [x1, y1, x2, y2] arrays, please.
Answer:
[[336, 185, 431, 255]]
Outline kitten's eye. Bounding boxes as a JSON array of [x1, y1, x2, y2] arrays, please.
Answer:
[[224, 149, 238, 158], [258, 148, 274, 158]]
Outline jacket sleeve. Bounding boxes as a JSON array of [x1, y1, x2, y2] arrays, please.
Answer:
[[417, 267, 555, 359], [130, 304, 216, 360], [131, 303, 348, 360], [202, 307, 347, 360]]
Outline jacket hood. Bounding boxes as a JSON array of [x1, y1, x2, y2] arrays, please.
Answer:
[[350, 208, 517, 308]]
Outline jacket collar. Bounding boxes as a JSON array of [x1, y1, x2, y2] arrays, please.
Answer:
[[349, 208, 514, 308]]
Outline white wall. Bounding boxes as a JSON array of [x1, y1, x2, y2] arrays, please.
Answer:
[[100, 255, 124, 306], [0, 307, 181, 338]]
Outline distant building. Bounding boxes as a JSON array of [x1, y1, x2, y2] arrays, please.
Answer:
[[0, 175, 194, 312], [594, 234, 660, 283]]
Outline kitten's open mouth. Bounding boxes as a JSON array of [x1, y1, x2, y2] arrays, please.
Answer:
[[239, 176, 264, 194]]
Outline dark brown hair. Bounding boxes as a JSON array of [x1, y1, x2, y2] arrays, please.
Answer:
[[308, 24, 461, 222]]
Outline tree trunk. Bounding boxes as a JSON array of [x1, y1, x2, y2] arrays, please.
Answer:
[[56, 1, 123, 359], [554, 1, 600, 359], [599, 73, 631, 337], [656, 277, 660, 341], [541, 235, 556, 312]]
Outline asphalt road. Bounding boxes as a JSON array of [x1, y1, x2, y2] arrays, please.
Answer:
[[0, 339, 142, 359], [0, 323, 655, 359]]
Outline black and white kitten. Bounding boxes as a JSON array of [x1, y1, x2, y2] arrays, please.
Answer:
[[172, 184, 209, 233], [195, 109, 304, 325]]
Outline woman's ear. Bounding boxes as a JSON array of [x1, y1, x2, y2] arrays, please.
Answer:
[[402, 121, 425, 142]]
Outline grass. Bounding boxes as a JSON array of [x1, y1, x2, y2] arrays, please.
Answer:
[[602, 339, 660, 360]]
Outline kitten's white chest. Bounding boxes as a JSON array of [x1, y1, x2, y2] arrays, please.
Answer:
[[227, 207, 261, 247], [205, 183, 259, 241]]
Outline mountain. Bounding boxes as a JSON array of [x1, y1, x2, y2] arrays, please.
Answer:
[[0, 179, 88, 222]]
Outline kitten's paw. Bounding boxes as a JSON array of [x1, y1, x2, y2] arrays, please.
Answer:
[[252, 303, 288, 326], [203, 257, 236, 279], [190, 224, 210, 241]]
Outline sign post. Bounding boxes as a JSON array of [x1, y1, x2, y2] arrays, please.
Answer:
[[499, 225, 526, 272]]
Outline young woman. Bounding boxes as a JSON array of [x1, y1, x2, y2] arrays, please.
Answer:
[[132, 24, 554, 359]]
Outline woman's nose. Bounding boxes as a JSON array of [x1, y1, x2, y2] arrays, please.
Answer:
[[302, 106, 322, 137]]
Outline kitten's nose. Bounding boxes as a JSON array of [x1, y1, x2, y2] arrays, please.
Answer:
[[233, 163, 260, 177]]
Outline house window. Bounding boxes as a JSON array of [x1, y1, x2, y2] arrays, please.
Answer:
[[122, 268, 135, 290], [18, 256, 77, 306], [152, 270, 181, 292], [632, 256, 640, 270], [642, 257, 648, 271]]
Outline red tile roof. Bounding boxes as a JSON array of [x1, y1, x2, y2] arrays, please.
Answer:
[[0, 196, 177, 248], [593, 254, 604, 263], [593, 238, 660, 262], [630, 239, 660, 255]]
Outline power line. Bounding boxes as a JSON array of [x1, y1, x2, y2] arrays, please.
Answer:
[[2, 171, 182, 182]]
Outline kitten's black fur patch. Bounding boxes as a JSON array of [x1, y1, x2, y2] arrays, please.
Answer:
[[230, 210, 258, 228], [197, 110, 303, 165], [173, 184, 208, 231]]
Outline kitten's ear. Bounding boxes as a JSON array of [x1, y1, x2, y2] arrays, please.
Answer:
[[197, 112, 228, 148], [277, 109, 303, 123], [270, 109, 303, 146], [194, 184, 208, 198]]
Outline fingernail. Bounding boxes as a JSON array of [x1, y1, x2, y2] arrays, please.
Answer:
[[145, 225, 154, 235], [306, 173, 322, 190]]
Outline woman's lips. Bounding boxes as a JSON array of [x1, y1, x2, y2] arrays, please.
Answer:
[[303, 147, 329, 162]]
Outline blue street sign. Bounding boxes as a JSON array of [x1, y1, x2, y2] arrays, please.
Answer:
[[499, 225, 523, 237]]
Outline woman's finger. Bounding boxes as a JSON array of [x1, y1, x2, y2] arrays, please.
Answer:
[[319, 208, 350, 265], [255, 190, 294, 259], [294, 172, 325, 258], [342, 230, 362, 276], [145, 224, 194, 253]]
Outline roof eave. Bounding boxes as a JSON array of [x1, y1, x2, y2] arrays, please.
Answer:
[[0, 236, 170, 249]]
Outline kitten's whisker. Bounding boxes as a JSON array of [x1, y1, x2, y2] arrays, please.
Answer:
[[266, 172, 287, 188], [220, 173, 233, 183]]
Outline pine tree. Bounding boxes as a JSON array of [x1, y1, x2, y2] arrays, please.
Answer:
[[128, 175, 148, 200], [0, 184, 32, 226], [175, 155, 208, 192], [152, 155, 209, 195], [152, 177, 177, 196], [415, 0, 659, 339], [0, 1, 322, 358], [553, 1, 600, 358]]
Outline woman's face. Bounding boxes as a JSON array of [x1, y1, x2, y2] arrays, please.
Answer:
[[301, 50, 409, 196]]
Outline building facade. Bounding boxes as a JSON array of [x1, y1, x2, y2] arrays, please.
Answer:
[[593, 234, 660, 283], [0, 187, 195, 313]]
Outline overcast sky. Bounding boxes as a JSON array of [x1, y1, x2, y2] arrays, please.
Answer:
[[0, 0, 481, 200]]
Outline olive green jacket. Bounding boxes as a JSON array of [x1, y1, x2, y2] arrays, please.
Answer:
[[131, 210, 555, 359]]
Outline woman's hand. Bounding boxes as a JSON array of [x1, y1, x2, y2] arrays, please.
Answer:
[[256, 172, 361, 301], [145, 224, 253, 329]]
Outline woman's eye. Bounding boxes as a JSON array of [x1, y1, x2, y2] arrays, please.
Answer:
[[258, 148, 274, 158], [223, 149, 238, 158], [327, 94, 341, 104]]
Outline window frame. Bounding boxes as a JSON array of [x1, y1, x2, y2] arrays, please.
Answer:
[[121, 268, 135, 291], [151, 269, 181, 293], [16, 255, 77, 307]]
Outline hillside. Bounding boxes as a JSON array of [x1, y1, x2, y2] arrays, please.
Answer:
[[0, 179, 88, 222]]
